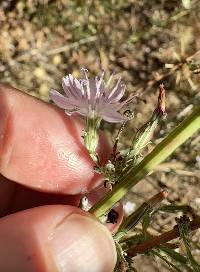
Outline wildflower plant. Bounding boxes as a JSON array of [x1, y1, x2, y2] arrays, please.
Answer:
[[50, 69, 135, 162], [50, 69, 200, 271]]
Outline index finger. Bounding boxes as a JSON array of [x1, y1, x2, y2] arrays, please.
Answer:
[[0, 85, 110, 194]]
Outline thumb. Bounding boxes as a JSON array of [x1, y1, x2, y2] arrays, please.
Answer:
[[0, 205, 116, 272]]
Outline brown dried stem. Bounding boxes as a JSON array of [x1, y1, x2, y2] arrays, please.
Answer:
[[127, 217, 200, 257]]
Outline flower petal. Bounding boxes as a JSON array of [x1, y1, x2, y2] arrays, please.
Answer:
[[50, 89, 86, 110], [120, 95, 137, 107], [49, 90, 74, 109], [95, 71, 105, 99], [68, 74, 80, 93], [62, 75, 82, 99], [89, 79, 98, 105], [100, 101, 124, 112], [108, 85, 126, 103], [105, 72, 114, 89], [50, 70, 134, 124], [107, 78, 122, 101], [101, 110, 127, 123]]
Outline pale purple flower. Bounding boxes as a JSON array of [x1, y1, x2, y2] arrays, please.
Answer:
[[50, 69, 135, 123]]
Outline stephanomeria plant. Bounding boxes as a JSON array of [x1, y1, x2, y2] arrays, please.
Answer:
[[50, 70, 200, 271], [50, 68, 135, 161]]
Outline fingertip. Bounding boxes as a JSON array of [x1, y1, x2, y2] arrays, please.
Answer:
[[0, 85, 109, 194], [50, 212, 117, 272], [0, 205, 116, 272]]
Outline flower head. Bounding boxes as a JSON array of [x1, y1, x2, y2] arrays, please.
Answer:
[[50, 68, 135, 123]]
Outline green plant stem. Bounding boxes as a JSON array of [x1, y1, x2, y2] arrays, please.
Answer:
[[90, 106, 200, 218]]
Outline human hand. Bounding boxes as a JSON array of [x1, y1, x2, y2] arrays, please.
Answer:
[[0, 85, 116, 272]]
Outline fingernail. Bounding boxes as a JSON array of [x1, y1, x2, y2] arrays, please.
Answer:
[[49, 214, 116, 272]]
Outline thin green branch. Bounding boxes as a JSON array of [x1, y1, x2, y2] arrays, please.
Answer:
[[90, 106, 200, 218]]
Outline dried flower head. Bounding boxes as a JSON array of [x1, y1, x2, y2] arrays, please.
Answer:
[[50, 68, 135, 123]]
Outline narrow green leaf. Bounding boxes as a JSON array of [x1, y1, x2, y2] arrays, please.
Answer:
[[159, 246, 187, 264], [159, 246, 193, 272], [152, 249, 182, 272], [178, 217, 200, 272], [156, 204, 192, 214]]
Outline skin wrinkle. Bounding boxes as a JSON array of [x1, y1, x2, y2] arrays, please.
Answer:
[[43, 208, 98, 271], [3, 85, 77, 154], [49, 116, 92, 186], [56, 111, 89, 159], [53, 209, 95, 230], [42, 110, 98, 193], [56, 149, 81, 176], [49, 213, 116, 272], [39, 211, 70, 272], [25, 129, 75, 189], [25, 129, 53, 173], [51, 130, 105, 193], [55, 236, 93, 271]]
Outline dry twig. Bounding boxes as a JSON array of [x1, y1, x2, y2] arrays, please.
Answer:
[[127, 217, 200, 257]]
